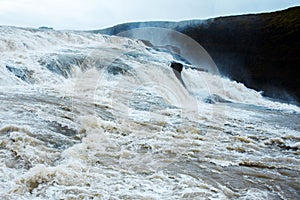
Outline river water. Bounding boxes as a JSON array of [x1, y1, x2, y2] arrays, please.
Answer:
[[0, 26, 299, 199]]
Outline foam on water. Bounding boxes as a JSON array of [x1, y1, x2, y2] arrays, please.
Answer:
[[0, 26, 299, 199]]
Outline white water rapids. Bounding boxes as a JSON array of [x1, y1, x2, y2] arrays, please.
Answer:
[[0, 26, 299, 199]]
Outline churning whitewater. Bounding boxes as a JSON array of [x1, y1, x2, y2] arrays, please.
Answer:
[[0, 26, 299, 199]]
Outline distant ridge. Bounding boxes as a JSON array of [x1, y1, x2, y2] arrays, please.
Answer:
[[93, 6, 300, 103]]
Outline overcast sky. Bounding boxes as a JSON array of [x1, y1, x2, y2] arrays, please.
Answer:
[[0, 0, 299, 30]]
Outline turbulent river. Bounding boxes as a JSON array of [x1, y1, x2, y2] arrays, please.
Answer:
[[0, 26, 299, 200]]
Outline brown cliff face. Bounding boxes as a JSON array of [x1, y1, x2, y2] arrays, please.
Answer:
[[95, 6, 300, 103]]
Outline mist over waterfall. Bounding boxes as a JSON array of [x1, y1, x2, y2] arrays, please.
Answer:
[[0, 26, 299, 199]]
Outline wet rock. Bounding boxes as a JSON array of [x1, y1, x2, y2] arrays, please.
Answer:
[[106, 59, 133, 75], [6, 65, 34, 83], [38, 54, 86, 78], [204, 94, 231, 104]]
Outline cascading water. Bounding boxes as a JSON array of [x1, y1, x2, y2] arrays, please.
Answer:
[[0, 26, 299, 199]]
